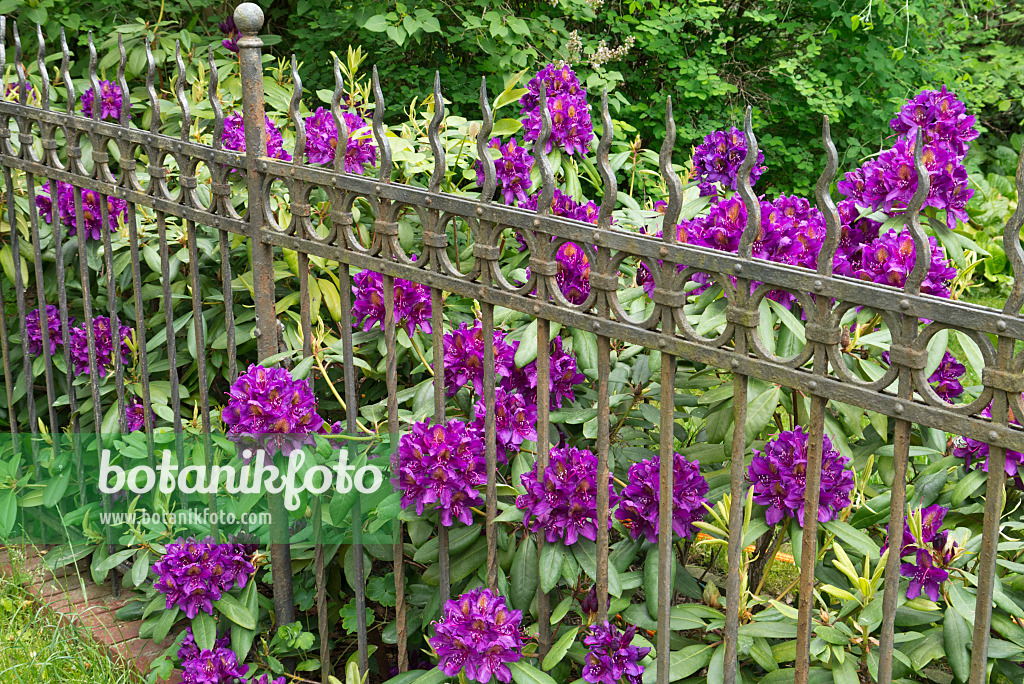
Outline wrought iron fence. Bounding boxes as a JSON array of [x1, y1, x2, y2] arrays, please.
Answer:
[[0, 2, 1023, 683]]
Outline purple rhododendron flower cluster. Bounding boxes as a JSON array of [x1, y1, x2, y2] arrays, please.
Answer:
[[221, 111, 292, 161], [520, 189, 598, 304], [153, 538, 256, 619], [25, 305, 68, 356], [219, 16, 241, 53], [953, 402, 1024, 487], [517, 445, 618, 545], [838, 87, 976, 230], [68, 316, 134, 376], [124, 397, 153, 432], [520, 63, 593, 157], [691, 126, 766, 196], [443, 322, 518, 396], [850, 228, 958, 297], [929, 351, 966, 402], [615, 452, 709, 543], [884, 505, 958, 601], [177, 627, 253, 684], [80, 80, 126, 121], [473, 386, 537, 459], [393, 419, 485, 527], [304, 106, 377, 174], [352, 265, 431, 336], [582, 621, 650, 684], [508, 336, 586, 410], [430, 588, 523, 683], [748, 427, 855, 526], [221, 364, 329, 454], [476, 137, 534, 205], [36, 181, 129, 241]]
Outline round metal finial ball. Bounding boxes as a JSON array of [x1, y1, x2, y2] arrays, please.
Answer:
[[234, 3, 265, 35]]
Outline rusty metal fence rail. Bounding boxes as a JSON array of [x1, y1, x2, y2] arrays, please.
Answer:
[[0, 2, 1023, 683]]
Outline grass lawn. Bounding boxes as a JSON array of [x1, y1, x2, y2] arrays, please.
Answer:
[[0, 558, 141, 684]]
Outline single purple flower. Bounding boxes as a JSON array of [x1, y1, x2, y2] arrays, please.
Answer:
[[219, 16, 241, 54], [953, 403, 1024, 486], [902, 549, 949, 602], [124, 398, 154, 432]]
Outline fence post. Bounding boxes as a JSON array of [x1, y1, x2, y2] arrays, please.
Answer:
[[235, 1, 297, 632]]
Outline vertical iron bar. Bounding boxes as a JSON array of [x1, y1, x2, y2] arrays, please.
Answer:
[[235, 1, 296, 630]]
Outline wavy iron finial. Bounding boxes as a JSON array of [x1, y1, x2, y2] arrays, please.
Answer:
[[736, 106, 761, 260], [87, 32, 100, 120], [208, 45, 224, 149], [902, 135, 932, 295], [59, 28, 75, 116], [116, 35, 129, 125], [330, 56, 348, 174], [174, 42, 191, 141], [659, 96, 683, 238], [814, 116, 840, 276], [476, 77, 496, 204], [534, 82, 554, 216], [289, 54, 305, 166], [145, 37, 159, 134], [427, 71, 446, 195], [36, 24, 49, 111], [596, 90, 617, 229], [12, 21, 26, 107], [371, 66, 392, 183]]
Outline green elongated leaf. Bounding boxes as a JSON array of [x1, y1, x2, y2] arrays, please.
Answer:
[[192, 612, 217, 651], [738, 621, 799, 639], [510, 536, 538, 613], [213, 592, 257, 630], [93, 548, 137, 574], [832, 656, 860, 684], [571, 328, 599, 374], [644, 546, 674, 619], [706, 643, 725, 684], [641, 643, 713, 683], [951, 467, 987, 505], [539, 542, 565, 593], [152, 604, 180, 643], [508, 660, 558, 684], [744, 384, 781, 446], [231, 623, 257, 664], [0, 488, 17, 535], [944, 606, 971, 683], [572, 540, 621, 596], [948, 582, 977, 624], [413, 524, 482, 564], [821, 520, 880, 560], [542, 625, 579, 671], [515, 321, 539, 368], [953, 330, 985, 380], [766, 299, 806, 344]]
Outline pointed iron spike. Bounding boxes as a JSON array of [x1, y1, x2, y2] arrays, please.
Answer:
[[145, 37, 160, 134], [116, 34, 129, 126], [901, 132, 932, 295], [1001, 140, 1024, 316], [659, 95, 683, 237], [535, 81, 554, 216], [427, 70, 446, 194], [814, 115, 841, 277], [736, 105, 761, 261], [59, 27, 74, 115], [596, 89, 617, 229], [0, 18, 6, 73], [208, 45, 224, 149], [476, 76, 496, 204], [87, 31, 100, 120], [370, 65, 392, 184], [330, 56, 348, 174]]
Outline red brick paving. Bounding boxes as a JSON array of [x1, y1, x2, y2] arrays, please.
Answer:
[[0, 544, 182, 683]]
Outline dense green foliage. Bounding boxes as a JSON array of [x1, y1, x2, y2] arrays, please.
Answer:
[[4, 0, 1021, 196]]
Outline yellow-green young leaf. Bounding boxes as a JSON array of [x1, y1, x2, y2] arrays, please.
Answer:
[[319, 278, 342, 322], [541, 625, 579, 671], [820, 585, 858, 603]]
